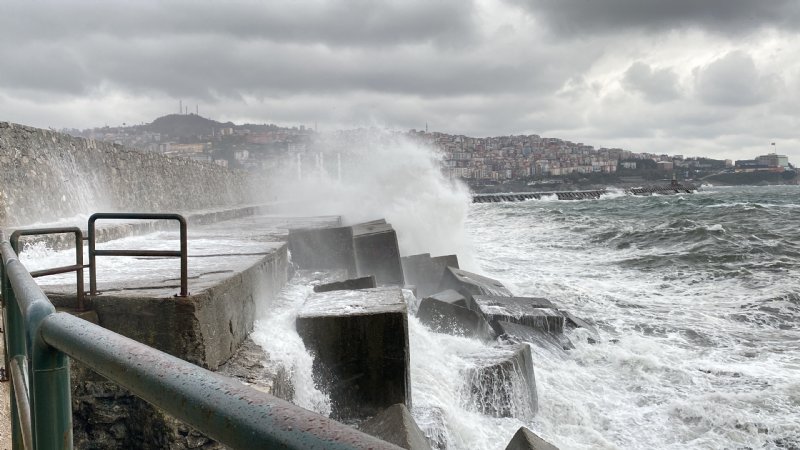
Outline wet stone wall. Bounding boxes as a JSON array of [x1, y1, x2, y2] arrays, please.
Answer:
[[0, 122, 251, 227]]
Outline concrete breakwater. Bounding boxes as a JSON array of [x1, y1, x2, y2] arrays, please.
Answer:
[[25, 210, 580, 449], [2, 124, 576, 448], [472, 183, 697, 203], [285, 221, 598, 448]]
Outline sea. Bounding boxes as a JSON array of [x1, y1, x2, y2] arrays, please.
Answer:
[[463, 185, 800, 449], [255, 184, 800, 450]]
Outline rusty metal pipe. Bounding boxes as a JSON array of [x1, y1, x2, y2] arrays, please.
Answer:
[[92, 250, 182, 258], [30, 264, 86, 278], [10, 227, 85, 310], [88, 213, 189, 297]]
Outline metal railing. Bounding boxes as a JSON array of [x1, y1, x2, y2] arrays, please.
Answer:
[[88, 213, 189, 297], [1, 231, 401, 450], [10, 228, 86, 310]]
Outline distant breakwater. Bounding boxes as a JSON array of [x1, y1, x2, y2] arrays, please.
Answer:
[[472, 183, 697, 203]]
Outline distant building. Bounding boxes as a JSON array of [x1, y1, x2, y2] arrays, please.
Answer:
[[656, 161, 674, 171], [736, 153, 790, 172], [756, 153, 789, 169], [735, 160, 773, 172]]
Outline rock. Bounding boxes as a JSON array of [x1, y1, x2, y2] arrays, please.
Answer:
[[352, 221, 405, 286], [504, 427, 559, 450], [313, 275, 377, 293], [437, 267, 512, 299], [496, 320, 573, 351], [296, 287, 411, 420], [288, 226, 357, 276], [464, 343, 537, 419], [471, 295, 564, 333], [417, 291, 492, 340], [401, 253, 460, 298], [359, 404, 432, 450]]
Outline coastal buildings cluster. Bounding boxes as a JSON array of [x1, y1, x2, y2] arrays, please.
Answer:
[[65, 113, 792, 184]]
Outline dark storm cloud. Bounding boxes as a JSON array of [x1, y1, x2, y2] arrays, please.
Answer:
[[1, 0, 474, 48], [0, 0, 585, 100], [512, 0, 800, 35], [0, 24, 591, 102], [622, 62, 680, 102]]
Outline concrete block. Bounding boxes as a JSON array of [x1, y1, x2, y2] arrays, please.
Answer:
[[359, 404, 432, 450], [437, 267, 511, 299], [504, 427, 559, 450], [496, 320, 573, 351], [296, 287, 410, 420], [288, 226, 356, 276], [401, 253, 460, 298], [313, 275, 376, 293], [417, 292, 492, 340], [464, 343, 537, 419], [426, 289, 470, 308], [84, 245, 288, 370], [561, 311, 600, 343], [431, 254, 459, 270], [472, 296, 564, 334], [353, 221, 405, 286]]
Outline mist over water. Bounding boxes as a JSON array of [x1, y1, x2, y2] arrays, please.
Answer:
[[262, 131, 475, 266]]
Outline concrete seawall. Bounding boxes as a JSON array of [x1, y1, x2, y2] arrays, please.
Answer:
[[0, 122, 252, 227]]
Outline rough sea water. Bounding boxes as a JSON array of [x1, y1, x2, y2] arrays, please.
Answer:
[[463, 185, 800, 449], [257, 185, 800, 450]]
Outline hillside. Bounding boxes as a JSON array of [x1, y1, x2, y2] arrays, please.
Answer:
[[145, 114, 234, 138]]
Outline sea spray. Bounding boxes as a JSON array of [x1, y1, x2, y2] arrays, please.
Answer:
[[407, 315, 541, 449], [261, 130, 476, 268], [250, 271, 332, 416]]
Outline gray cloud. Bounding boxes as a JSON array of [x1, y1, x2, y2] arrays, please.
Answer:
[[694, 51, 780, 106], [511, 0, 800, 35], [0, 0, 799, 164], [622, 62, 681, 102], [2, 0, 476, 48]]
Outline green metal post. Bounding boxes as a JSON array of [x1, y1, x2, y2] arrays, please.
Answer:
[[2, 252, 26, 450], [2, 244, 73, 450], [29, 307, 72, 450]]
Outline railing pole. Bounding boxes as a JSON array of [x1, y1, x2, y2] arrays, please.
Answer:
[[73, 231, 85, 310], [30, 322, 72, 450], [3, 262, 26, 450], [88, 219, 97, 296], [2, 246, 73, 450], [10, 357, 33, 450], [88, 213, 189, 297], [179, 217, 188, 296]]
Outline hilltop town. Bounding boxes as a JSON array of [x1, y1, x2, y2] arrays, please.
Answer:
[[65, 113, 796, 191]]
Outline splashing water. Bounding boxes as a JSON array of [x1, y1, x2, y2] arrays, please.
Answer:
[[250, 272, 332, 416], [260, 130, 476, 268]]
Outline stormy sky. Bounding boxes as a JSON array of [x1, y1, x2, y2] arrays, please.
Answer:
[[1, 0, 798, 161]]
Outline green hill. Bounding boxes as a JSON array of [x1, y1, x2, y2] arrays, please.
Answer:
[[145, 114, 234, 138]]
